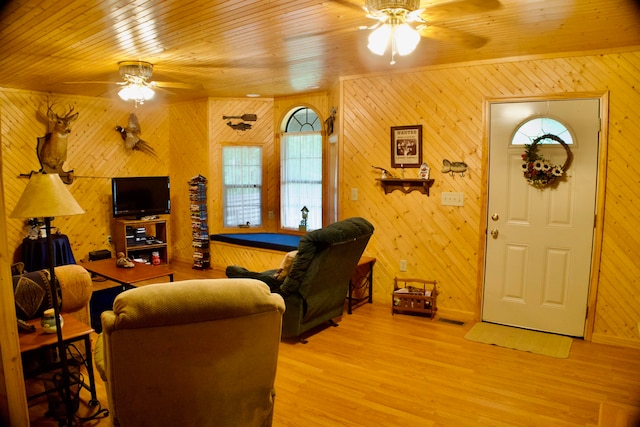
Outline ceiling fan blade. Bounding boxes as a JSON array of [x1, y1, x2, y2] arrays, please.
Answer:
[[422, 0, 501, 23], [330, 0, 365, 13], [63, 81, 123, 85], [151, 81, 202, 90], [420, 25, 488, 49]]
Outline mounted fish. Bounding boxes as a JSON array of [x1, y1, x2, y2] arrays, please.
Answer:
[[36, 103, 78, 184], [226, 121, 252, 131], [441, 159, 468, 176], [115, 113, 158, 158]]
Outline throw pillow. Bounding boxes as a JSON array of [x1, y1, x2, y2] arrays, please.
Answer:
[[272, 250, 298, 281], [11, 262, 25, 276], [13, 270, 60, 320]]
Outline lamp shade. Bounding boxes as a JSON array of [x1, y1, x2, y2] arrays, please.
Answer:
[[10, 172, 85, 219]]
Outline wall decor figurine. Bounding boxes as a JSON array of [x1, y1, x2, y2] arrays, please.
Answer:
[[418, 162, 430, 179], [36, 103, 79, 184], [222, 114, 257, 121], [325, 107, 337, 135], [372, 165, 393, 178], [441, 159, 468, 176], [299, 206, 309, 232], [115, 113, 158, 158]]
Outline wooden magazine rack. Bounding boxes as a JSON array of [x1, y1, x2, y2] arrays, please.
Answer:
[[392, 277, 438, 318]]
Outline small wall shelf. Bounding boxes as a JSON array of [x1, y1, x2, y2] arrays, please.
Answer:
[[376, 178, 435, 195]]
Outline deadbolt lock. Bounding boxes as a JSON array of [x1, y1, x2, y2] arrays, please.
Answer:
[[491, 213, 499, 221]]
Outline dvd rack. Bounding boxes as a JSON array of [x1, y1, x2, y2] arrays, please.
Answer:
[[189, 175, 210, 269]]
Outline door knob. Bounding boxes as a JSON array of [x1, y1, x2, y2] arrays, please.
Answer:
[[490, 229, 499, 238], [491, 213, 499, 221]]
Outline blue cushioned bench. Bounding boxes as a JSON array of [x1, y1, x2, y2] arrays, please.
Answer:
[[210, 233, 301, 252]]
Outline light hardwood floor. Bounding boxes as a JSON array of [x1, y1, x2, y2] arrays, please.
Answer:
[[27, 261, 640, 426]]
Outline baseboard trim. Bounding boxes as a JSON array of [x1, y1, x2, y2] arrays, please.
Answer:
[[591, 332, 640, 350]]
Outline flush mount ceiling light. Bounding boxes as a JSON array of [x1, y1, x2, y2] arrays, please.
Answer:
[[364, 0, 425, 65]]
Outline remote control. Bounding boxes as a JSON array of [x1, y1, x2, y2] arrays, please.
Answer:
[[17, 318, 36, 333]]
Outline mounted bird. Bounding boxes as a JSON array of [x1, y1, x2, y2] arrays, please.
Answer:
[[115, 113, 158, 158]]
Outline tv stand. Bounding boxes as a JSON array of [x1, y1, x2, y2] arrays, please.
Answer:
[[112, 217, 170, 264]]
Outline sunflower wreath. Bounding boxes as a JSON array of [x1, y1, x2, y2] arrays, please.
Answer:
[[521, 133, 573, 189]]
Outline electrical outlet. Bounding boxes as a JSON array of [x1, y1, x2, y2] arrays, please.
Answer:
[[441, 191, 464, 206], [351, 188, 358, 201], [400, 259, 407, 272], [268, 211, 274, 220], [107, 235, 112, 244]]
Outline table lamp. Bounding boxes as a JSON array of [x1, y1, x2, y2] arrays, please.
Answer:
[[10, 171, 84, 426]]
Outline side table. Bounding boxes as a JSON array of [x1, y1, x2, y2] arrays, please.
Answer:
[[348, 256, 376, 314], [19, 314, 98, 406], [21, 234, 76, 272]]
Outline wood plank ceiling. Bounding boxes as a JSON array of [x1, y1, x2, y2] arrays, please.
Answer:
[[0, 0, 639, 103]]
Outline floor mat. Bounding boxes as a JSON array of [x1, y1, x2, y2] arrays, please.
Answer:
[[464, 322, 572, 358]]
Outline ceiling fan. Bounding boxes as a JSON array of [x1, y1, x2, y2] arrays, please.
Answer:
[[331, 0, 500, 64], [64, 61, 201, 104]]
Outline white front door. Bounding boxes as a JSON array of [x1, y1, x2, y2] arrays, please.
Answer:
[[483, 99, 600, 337]]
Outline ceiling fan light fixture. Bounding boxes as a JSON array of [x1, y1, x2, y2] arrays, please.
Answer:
[[368, 24, 392, 55], [365, 0, 420, 13], [118, 83, 155, 104], [364, 0, 422, 65], [118, 61, 153, 80]]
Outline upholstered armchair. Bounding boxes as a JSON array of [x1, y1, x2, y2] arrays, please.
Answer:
[[226, 217, 374, 341], [94, 278, 285, 427]]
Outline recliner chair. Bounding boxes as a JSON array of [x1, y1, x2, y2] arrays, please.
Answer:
[[94, 278, 285, 427], [226, 217, 374, 341]]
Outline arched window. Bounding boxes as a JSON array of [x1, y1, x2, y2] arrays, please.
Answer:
[[511, 117, 574, 145], [280, 107, 323, 231]]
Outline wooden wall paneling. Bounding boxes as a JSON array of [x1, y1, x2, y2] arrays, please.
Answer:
[[1, 89, 169, 266], [2, 51, 639, 348], [210, 242, 285, 273], [0, 102, 30, 426], [206, 98, 275, 240], [340, 51, 640, 346], [169, 100, 209, 264]]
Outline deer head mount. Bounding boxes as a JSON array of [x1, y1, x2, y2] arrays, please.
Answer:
[[36, 102, 79, 184]]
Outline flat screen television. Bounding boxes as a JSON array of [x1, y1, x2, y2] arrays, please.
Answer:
[[112, 176, 171, 219]]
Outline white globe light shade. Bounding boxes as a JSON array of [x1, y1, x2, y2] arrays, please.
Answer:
[[118, 84, 155, 102], [367, 24, 392, 55], [394, 23, 420, 56]]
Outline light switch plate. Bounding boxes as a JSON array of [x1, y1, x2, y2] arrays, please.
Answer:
[[441, 192, 464, 206]]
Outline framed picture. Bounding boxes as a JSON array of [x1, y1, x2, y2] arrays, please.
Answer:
[[391, 125, 422, 168]]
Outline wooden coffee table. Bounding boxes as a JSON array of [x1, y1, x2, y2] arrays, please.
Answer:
[[84, 258, 175, 287]]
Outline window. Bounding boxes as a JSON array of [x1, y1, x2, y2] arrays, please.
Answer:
[[281, 107, 323, 231], [222, 146, 262, 227], [511, 117, 574, 146]]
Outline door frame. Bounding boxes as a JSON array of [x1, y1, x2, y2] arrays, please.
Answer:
[[476, 92, 609, 341]]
